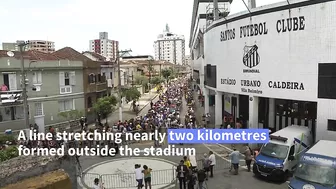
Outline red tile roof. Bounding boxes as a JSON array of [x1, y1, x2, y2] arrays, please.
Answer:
[[82, 51, 107, 61], [53, 47, 91, 61], [0, 50, 59, 60]]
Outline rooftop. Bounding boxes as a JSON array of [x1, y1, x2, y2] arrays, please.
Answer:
[[53, 47, 91, 61], [82, 51, 107, 61], [0, 50, 59, 60]]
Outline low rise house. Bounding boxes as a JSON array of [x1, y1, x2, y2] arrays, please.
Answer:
[[0, 50, 85, 132], [54, 48, 109, 123]]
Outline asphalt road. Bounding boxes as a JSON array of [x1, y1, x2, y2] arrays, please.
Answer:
[[78, 92, 288, 189]]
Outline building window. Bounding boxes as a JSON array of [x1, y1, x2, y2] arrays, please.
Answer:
[[98, 74, 102, 82], [110, 72, 113, 79], [35, 102, 43, 116], [88, 74, 96, 84], [64, 72, 70, 85], [102, 72, 106, 81], [33, 72, 42, 84], [59, 99, 74, 112], [318, 63, 336, 99], [59, 71, 75, 86], [327, 119, 336, 131]]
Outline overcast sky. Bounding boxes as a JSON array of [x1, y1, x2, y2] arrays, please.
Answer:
[[0, 0, 283, 55]]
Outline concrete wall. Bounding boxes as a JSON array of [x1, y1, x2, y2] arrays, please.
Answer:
[[2, 170, 72, 189], [0, 155, 78, 188]]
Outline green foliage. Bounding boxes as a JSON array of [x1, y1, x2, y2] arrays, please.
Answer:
[[148, 64, 154, 72], [0, 135, 15, 145], [135, 75, 149, 87], [0, 146, 19, 162], [93, 96, 117, 119], [58, 109, 84, 121], [169, 75, 175, 80], [161, 69, 172, 79], [150, 76, 164, 85], [122, 87, 141, 103]]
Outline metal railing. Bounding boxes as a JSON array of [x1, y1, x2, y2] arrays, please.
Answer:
[[81, 167, 176, 189], [195, 153, 232, 172]]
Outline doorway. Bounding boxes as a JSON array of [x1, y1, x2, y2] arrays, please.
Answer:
[[258, 97, 269, 129], [239, 95, 249, 128], [2, 73, 17, 90]]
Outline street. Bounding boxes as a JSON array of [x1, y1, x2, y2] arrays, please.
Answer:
[[78, 88, 288, 189]]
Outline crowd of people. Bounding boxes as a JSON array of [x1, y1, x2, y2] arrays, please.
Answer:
[[175, 151, 216, 189]]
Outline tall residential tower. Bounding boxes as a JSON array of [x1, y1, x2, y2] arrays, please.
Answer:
[[89, 32, 119, 61], [153, 24, 186, 65]]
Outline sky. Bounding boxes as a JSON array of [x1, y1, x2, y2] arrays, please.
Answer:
[[0, 0, 283, 56]]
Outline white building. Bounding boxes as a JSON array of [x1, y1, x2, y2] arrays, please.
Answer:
[[154, 24, 186, 65], [89, 32, 119, 61], [190, 0, 336, 142]]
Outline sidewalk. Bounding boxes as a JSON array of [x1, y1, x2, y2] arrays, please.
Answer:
[[87, 87, 165, 127], [192, 91, 246, 152]]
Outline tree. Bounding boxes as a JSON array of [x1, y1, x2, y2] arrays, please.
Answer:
[[150, 76, 164, 86], [135, 75, 149, 86], [161, 68, 172, 79], [58, 109, 84, 129], [122, 87, 141, 103], [93, 95, 118, 124], [135, 75, 149, 92]]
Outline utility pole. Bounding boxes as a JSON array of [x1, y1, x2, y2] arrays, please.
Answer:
[[117, 49, 132, 122], [148, 56, 153, 89], [131, 74, 134, 87], [18, 41, 30, 129]]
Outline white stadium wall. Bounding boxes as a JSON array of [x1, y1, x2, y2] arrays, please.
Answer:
[[203, 0, 336, 141]]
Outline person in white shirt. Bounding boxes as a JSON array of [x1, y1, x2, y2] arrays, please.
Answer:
[[135, 164, 144, 189], [208, 151, 216, 177]]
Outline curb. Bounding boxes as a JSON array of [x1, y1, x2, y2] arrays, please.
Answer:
[[138, 93, 159, 113]]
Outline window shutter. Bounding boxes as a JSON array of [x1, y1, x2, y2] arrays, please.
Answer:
[[38, 72, 42, 83], [88, 75, 91, 83], [59, 72, 65, 86], [70, 71, 76, 85]]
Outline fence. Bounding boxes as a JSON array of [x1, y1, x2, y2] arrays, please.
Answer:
[[195, 153, 232, 172], [81, 167, 176, 189]]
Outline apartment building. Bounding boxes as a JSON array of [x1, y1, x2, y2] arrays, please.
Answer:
[[153, 24, 186, 65], [2, 40, 55, 53], [89, 32, 119, 61]]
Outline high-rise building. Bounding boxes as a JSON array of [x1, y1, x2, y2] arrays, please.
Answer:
[[2, 40, 55, 53], [89, 32, 119, 61], [154, 24, 186, 65]]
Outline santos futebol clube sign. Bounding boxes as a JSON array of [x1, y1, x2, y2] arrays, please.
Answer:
[[219, 17, 306, 94]]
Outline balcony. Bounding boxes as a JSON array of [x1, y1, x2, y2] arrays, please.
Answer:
[[0, 90, 23, 105], [86, 82, 107, 93], [96, 82, 107, 92]]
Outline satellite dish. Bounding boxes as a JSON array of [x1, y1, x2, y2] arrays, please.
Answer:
[[7, 51, 14, 57]]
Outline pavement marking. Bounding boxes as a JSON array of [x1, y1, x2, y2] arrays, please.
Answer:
[[203, 143, 247, 169]]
